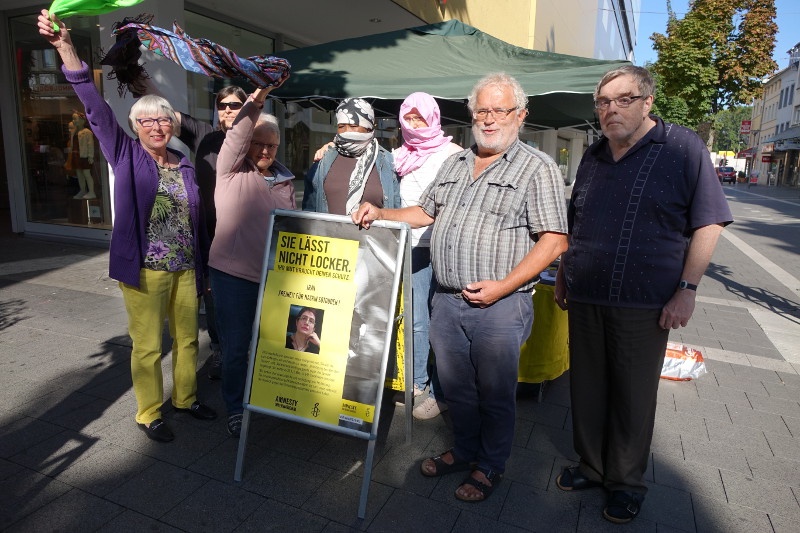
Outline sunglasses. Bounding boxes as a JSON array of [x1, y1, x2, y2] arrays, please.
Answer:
[[216, 101, 244, 111]]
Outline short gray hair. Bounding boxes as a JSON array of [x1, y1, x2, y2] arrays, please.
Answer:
[[467, 72, 528, 114], [594, 65, 656, 100], [255, 113, 280, 140], [128, 95, 180, 136]]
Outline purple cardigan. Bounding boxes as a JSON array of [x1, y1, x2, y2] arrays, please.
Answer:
[[63, 63, 207, 295]]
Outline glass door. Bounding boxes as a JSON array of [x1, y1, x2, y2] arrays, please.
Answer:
[[10, 14, 111, 229]]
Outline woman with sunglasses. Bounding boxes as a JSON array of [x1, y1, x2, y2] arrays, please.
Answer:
[[210, 82, 294, 438], [173, 88, 248, 380], [38, 9, 216, 443]]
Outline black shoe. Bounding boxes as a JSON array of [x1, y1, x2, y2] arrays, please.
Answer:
[[227, 414, 242, 438], [603, 490, 644, 524], [175, 401, 217, 420], [556, 466, 603, 491], [138, 418, 174, 442]]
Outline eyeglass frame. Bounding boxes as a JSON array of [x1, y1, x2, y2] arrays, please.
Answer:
[[250, 141, 279, 151], [135, 116, 173, 129], [593, 95, 645, 110], [297, 315, 316, 325], [472, 107, 518, 121]]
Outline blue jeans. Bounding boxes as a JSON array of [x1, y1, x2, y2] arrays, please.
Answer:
[[429, 290, 533, 473], [411, 247, 443, 400], [209, 267, 260, 415], [203, 277, 219, 347]]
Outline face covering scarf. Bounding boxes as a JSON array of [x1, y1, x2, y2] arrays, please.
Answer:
[[333, 99, 378, 215], [393, 92, 453, 177], [100, 15, 290, 96]]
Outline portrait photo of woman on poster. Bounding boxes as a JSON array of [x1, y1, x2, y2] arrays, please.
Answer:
[[285, 306, 323, 354]]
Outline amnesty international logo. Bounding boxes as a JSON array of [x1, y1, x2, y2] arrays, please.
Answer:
[[311, 403, 320, 417]]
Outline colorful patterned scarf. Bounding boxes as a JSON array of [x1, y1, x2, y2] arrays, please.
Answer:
[[100, 15, 290, 96]]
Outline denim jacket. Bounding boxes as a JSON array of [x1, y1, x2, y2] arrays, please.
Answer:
[[302, 144, 401, 212]]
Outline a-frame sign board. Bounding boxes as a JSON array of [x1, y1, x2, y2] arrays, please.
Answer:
[[234, 210, 411, 519]]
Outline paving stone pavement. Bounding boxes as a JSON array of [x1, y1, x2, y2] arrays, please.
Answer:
[[1, 184, 800, 532]]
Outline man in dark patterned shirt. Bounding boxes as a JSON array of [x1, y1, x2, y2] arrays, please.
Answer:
[[554, 65, 732, 524], [353, 73, 568, 503]]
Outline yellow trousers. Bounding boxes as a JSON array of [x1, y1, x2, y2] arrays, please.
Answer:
[[120, 269, 199, 424]]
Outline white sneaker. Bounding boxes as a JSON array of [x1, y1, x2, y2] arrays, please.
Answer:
[[395, 384, 426, 406], [413, 396, 447, 420]]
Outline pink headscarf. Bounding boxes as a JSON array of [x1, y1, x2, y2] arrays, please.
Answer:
[[393, 92, 453, 177]]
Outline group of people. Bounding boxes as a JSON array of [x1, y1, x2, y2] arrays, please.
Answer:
[[37, 8, 453, 441], [351, 66, 731, 520], [41, 7, 732, 524]]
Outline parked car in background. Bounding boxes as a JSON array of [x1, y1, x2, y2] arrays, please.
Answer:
[[717, 166, 736, 184]]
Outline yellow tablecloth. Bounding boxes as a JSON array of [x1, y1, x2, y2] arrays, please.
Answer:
[[518, 284, 569, 383], [392, 283, 570, 390]]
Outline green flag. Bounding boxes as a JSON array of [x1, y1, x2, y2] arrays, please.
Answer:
[[49, 0, 146, 27]]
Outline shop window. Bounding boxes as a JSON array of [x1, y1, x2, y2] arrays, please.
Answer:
[[10, 14, 110, 229]]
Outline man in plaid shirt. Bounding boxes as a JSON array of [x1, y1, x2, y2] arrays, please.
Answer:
[[353, 73, 568, 503]]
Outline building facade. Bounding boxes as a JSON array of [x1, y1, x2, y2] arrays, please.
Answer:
[[748, 43, 800, 187], [1, 0, 638, 242]]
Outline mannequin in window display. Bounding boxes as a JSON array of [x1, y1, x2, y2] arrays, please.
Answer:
[[71, 112, 96, 199], [64, 121, 76, 178]]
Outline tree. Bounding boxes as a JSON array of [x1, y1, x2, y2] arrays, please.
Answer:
[[712, 106, 752, 153], [651, 0, 777, 124], [649, 67, 696, 129]]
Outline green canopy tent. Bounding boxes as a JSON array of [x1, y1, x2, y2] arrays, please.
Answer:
[[276, 19, 630, 130]]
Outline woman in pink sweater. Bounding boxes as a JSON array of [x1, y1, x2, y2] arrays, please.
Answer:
[[208, 86, 295, 437]]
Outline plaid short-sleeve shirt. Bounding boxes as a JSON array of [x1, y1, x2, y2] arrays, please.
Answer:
[[419, 140, 567, 292]]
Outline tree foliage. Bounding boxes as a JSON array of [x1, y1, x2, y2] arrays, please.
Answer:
[[649, 66, 696, 129], [651, 0, 778, 124], [712, 106, 752, 152]]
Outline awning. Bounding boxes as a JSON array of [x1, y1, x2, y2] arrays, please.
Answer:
[[764, 125, 800, 143], [276, 19, 630, 129], [736, 147, 756, 158]]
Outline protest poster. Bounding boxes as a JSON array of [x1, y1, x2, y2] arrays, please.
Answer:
[[243, 210, 408, 436]]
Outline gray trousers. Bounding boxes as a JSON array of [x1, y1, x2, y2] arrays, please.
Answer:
[[567, 302, 669, 494]]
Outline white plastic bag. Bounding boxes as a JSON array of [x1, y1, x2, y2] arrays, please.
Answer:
[[660, 342, 707, 381]]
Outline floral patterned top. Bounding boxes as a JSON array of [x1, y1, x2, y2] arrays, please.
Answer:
[[144, 164, 195, 271]]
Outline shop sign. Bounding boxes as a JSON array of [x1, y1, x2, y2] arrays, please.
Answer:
[[762, 155, 772, 163], [777, 140, 800, 151], [740, 120, 751, 134]]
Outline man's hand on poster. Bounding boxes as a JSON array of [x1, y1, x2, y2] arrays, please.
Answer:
[[351, 202, 382, 229]]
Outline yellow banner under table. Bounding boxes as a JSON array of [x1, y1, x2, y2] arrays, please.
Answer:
[[518, 283, 569, 383]]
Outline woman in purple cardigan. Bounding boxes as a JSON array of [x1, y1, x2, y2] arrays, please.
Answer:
[[38, 10, 216, 443]]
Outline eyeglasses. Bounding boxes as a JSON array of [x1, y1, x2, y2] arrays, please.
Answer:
[[298, 315, 315, 325], [472, 107, 517, 121], [594, 95, 644, 110], [251, 142, 279, 151], [136, 117, 173, 129], [217, 101, 244, 111]]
